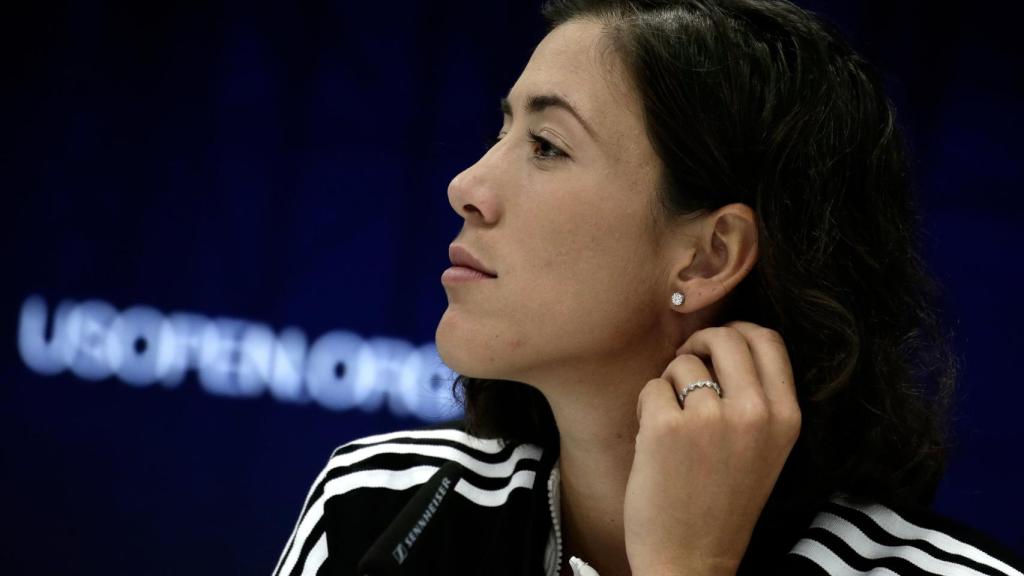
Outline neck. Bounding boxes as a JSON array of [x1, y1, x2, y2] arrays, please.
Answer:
[[558, 400, 637, 576], [534, 349, 673, 576]]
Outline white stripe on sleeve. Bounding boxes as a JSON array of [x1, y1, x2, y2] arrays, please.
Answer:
[[808, 511, 995, 576], [276, 465, 439, 576], [344, 429, 507, 453], [833, 496, 1023, 576], [277, 462, 541, 576], [453, 470, 537, 507], [299, 533, 328, 576], [790, 537, 900, 576], [327, 442, 541, 479]]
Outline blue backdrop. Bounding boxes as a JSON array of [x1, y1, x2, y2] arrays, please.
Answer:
[[2, 1, 1021, 573]]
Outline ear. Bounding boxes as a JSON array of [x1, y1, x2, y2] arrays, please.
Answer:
[[670, 203, 758, 313]]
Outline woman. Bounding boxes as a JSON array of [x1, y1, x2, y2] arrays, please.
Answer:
[[274, 1, 1021, 574]]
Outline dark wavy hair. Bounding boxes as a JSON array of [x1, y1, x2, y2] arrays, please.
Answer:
[[453, 0, 957, 561]]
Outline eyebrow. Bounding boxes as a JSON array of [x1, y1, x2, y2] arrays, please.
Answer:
[[500, 93, 597, 140]]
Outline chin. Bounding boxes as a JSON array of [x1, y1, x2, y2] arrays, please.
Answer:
[[435, 313, 476, 375], [435, 312, 519, 381], [436, 325, 489, 379]]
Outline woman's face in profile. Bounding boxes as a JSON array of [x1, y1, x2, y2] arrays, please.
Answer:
[[437, 19, 683, 383]]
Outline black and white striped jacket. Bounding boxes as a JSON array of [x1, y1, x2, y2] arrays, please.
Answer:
[[273, 421, 1022, 576]]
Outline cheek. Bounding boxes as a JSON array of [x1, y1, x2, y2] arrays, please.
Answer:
[[437, 181, 662, 377], [528, 200, 653, 289], [517, 213, 661, 334]]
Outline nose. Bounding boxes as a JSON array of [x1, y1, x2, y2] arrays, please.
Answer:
[[447, 150, 504, 226]]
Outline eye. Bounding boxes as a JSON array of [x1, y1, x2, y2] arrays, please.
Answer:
[[527, 130, 568, 161], [484, 130, 569, 161]]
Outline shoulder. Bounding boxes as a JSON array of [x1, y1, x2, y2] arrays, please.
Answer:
[[322, 419, 546, 502], [273, 420, 551, 576], [786, 494, 1024, 575]]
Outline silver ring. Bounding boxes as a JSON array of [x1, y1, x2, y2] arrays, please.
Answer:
[[677, 380, 722, 405]]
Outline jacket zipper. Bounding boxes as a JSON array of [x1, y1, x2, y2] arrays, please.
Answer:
[[547, 460, 564, 576]]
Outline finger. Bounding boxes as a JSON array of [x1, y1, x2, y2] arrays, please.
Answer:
[[676, 326, 765, 405], [725, 321, 798, 415], [660, 353, 718, 410], [635, 377, 680, 425]]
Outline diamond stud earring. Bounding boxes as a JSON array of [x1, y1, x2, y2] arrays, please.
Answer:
[[671, 292, 685, 306]]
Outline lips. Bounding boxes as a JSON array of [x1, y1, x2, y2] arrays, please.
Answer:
[[449, 244, 497, 277]]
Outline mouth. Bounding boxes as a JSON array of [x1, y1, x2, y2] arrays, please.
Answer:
[[441, 266, 497, 283], [448, 244, 498, 278]]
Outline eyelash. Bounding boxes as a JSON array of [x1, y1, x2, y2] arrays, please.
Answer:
[[487, 131, 569, 161]]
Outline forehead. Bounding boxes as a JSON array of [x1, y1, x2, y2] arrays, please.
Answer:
[[508, 19, 646, 146]]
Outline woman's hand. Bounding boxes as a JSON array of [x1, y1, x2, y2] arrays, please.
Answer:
[[623, 321, 801, 576]]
